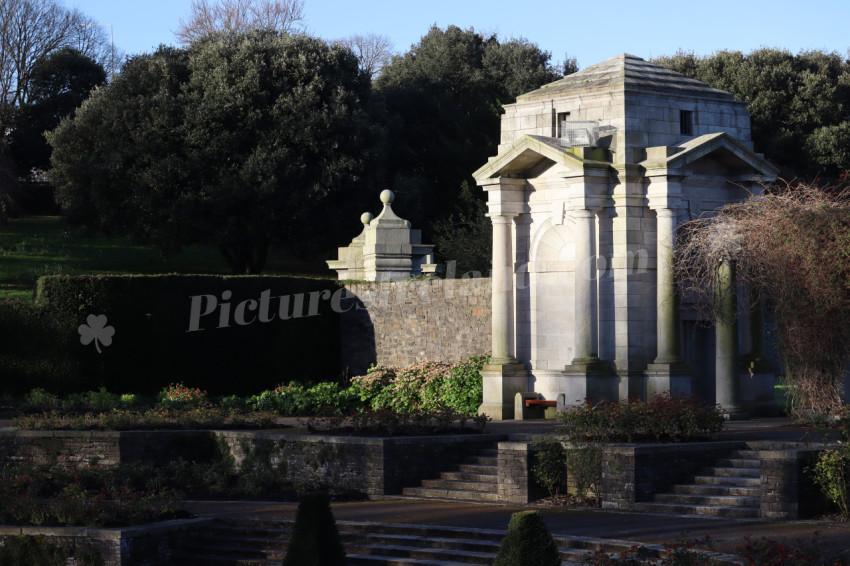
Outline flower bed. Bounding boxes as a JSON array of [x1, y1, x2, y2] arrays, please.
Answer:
[[12, 407, 278, 431]]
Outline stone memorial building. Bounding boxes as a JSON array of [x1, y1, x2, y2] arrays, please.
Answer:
[[475, 54, 779, 420]]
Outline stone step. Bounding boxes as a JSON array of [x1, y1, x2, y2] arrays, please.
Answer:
[[168, 555, 280, 565], [714, 458, 761, 468], [632, 502, 760, 518], [709, 466, 760, 478], [439, 471, 497, 483], [345, 543, 494, 564], [181, 543, 286, 561], [476, 449, 498, 457], [729, 449, 761, 459], [171, 519, 742, 566], [420, 479, 497, 493], [693, 474, 760, 487], [466, 456, 497, 467], [400, 487, 501, 502], [342, 532, 501, 554], [672, 484, 761, 497], [456, 464, 497, 475], [187, 534, 288, 551], [653, 493, 760, 507]]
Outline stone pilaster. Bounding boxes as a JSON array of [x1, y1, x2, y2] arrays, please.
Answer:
[[645, 206, 690, 397], [563, 206, 612, 402]]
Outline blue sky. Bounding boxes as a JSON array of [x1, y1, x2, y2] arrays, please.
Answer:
[[70, 0, 850, 69]]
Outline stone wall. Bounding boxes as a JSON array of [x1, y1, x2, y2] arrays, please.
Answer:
[[497, 441, 547, 504], [0, 430, 223, 470], [0, 518, 213, 566], [759, 447, 824, 520], [602, 441, 743, 509], [216, 431, 503, 497], [341, 278, 491, 374]]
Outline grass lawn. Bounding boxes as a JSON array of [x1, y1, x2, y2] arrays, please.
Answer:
[[0, 216, 331, 301]]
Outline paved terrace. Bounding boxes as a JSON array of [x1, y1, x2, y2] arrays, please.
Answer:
[[186, 417, 849, 555]]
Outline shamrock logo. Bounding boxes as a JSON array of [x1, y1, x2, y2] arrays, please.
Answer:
[[78, 314, 115, 354]]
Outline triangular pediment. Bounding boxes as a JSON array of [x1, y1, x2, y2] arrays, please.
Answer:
[[643, 132, 779, 180], [473, 135, 610, 181]]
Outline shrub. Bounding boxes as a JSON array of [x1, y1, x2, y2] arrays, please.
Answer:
[[809, 442, 850, 519], [558, 394, 724, 443], [24, 388, 61, 410], [532, 438, 567, 498], [348, 355, 487, 415], [492, 510, 560, 566], [282, 492, 347, 566], [739, 535, 850, 565], [304, 406, 489, 436], [157, 383, 210, 409]]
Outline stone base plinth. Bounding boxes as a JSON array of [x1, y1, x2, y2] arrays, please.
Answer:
[[562, 360, 616, 403], [645, 363, 692, 398], [479, 361, 529, 420]]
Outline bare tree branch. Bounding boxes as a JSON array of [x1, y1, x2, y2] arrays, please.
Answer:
[[174, 0, 305, 46], [335, 32, 394, 79]]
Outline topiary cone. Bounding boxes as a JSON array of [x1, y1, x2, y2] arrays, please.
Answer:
[[282, 491, 347, 566], [492, 510, 560, 566]]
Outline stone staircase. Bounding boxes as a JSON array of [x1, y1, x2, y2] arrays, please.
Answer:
[[169, 517, 733, 565], [400, 447, 500, 502], [633, 448, 762, 518]]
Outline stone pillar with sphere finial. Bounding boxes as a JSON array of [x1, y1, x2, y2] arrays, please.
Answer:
[[326, 190, 439, 281]]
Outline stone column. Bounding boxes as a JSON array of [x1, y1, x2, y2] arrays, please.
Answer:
[[571, 209, 599, 363], [480, 213, 527, 420], [715, 258, 746, 418], [491, 214, 514, 362]]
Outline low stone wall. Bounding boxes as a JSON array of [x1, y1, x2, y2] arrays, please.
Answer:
[[0, 518, 213, 566], [341, 278, 491, 374], [0, 431, 828, 520], [601, 441, 744, 509], [216, 431, 504, 496], [0, 429, 504, 498], [0, 430, 223, 470], [758, 445, 824, 520], [497, 441, 547, 503]]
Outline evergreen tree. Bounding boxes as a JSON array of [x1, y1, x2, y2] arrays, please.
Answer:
[[282, 492, 346, 566]]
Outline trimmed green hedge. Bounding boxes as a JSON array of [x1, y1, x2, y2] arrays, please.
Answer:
[[1, 274, 342, 395]]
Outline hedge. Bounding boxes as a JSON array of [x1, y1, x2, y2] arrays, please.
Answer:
[[0, 274, 343, 395]]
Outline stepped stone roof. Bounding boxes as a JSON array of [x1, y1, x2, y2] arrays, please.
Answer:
[[517, 53, 735, 102]]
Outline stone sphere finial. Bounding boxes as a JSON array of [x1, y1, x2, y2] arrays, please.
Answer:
[[360, 212, 373, 225], [380, 189, 395, 204]]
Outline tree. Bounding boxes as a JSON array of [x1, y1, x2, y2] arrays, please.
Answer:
[[282, 492, 346, 566], [493, 510, 560, 566], [0, 0, 112, 117], [374, 26, 560, 268], [652, 48, 850, 178], [174, 0, 304, 45], [675, 184, 850, 418], [9, 47, 105, 176], [49, 30, 374, 274], [335, 32, 393, 79]]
